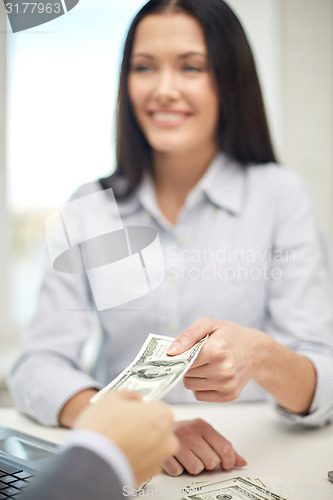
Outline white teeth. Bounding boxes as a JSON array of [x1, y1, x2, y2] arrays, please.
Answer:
[[152, 113, 186, 122]]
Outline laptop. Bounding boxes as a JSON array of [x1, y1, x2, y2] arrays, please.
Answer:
[[0, 426, 59, 498]]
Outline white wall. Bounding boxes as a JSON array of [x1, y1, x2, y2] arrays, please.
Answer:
[[230, 0, 333, 238], [281, 0, 333, 237]]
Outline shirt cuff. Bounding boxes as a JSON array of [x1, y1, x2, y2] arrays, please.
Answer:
[[276, 352, 333, 427], [272, 354, 333, 427], [274, 401, 333, 427], [63, 429, 135, 490]]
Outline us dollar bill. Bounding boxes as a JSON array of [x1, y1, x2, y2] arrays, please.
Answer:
[[91, 333, 207, 403], [182, 476, 287, 500]]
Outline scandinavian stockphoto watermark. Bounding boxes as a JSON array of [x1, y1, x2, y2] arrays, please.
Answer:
[[123, 484, 274, 498], [123, 482, 333, 498], [3, 0, 80, 33], [166, 245, 296, 283], [45, 188, 165, 311]]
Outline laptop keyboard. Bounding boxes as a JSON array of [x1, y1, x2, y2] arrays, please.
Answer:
[[0, 460, 34, 498]]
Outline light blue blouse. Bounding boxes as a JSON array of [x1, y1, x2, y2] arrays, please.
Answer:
[[8, 153, 333, 427]]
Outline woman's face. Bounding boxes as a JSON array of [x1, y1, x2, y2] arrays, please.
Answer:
[[128, 12, 219, 158]]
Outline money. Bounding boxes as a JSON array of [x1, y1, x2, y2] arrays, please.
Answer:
[[182, 476, 287, 500], [91, 333, 207, 403]]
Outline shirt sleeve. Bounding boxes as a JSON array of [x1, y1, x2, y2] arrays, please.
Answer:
[[63, 429, 135, 490], [7, 183, 105, 426], [264, 172, 333, 427], [7, 259, 103, 426]]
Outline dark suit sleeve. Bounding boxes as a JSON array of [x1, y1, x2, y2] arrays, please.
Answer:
[[21, 446, 130, 500]]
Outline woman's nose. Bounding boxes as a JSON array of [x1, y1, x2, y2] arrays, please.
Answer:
[[153, 70, 180, 103]]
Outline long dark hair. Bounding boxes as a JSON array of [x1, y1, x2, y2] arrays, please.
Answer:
[[100, 0, 277, 196]]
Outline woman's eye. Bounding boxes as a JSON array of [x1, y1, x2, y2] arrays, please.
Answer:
[[184, 65, 202, 72], [133, 65, 152, 73]]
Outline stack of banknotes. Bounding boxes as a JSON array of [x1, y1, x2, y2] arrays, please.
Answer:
[[182, 476, 287, 499]]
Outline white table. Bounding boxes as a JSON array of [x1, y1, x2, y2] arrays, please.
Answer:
[[1, 402, 333, 500]]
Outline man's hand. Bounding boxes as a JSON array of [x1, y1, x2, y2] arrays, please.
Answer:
[[74, 391, 179, 486], [162, 418, 246, 476]]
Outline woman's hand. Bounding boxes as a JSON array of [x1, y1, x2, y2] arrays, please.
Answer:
[[167, 317, 266, 403], [162, 418, 246, 476], [167, 317, 316, 414]]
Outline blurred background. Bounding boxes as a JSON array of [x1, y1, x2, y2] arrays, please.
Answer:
[[0, 0, 332, 405]]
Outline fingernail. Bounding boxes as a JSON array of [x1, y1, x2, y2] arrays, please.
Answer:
[[167, 342, 180, 355], [239, 457, 248, 466]]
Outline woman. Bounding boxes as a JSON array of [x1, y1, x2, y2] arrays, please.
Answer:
[[9, 0, 333, 477]]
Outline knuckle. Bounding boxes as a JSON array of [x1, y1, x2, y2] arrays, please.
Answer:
[[175, 418, 205, 444], [198, 316, 213, 331], [209, 348, 222, 363], [174, 421, 193, 441], [222, 358, 235, 374], [208, 338, 226, 361], [221, 441, 233, 456], [192, 417, 205, 430], [195, 417, 206, 426]]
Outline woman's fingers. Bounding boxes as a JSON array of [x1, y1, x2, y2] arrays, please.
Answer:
[[201, 418, 247, 470], [162, 456, 184, 477], [167, 317, 216, 355], [162, 419, 247, 476]]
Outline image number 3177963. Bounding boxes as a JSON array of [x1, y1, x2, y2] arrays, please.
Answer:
[[3, 0, 80, 33]]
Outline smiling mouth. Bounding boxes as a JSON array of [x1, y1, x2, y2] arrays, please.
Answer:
[[149, 111, 191, 125]]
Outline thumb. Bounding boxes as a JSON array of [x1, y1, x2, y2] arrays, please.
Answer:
[[167, 318, 213, 356]]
